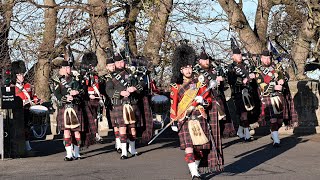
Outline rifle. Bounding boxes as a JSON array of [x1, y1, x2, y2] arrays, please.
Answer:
[[148, 80, 217, 145]]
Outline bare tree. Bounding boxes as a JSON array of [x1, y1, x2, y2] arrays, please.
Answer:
[[0, 0, 15, 69], [34, 0, 57, 101], [216, 0, 320, 79], [88, 0, 113, 74], [291, 0, 320, 79], [143, 0, 173, 65]]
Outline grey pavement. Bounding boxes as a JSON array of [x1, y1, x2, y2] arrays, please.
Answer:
[[1, 134, 320, 180]]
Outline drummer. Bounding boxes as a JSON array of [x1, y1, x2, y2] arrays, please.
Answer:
[[11, 60, 42, 152]]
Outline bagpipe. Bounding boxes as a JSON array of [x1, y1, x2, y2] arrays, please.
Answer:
[[122, 40, 153, 95]]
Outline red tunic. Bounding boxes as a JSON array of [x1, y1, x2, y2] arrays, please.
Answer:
[[15, 83, 34, 106], [170, 80, 212, 121]]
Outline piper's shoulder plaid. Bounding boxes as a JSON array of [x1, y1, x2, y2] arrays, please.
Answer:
[[207, 99, 224, 171], [283, 92, 299, 126], [83, 100, 99, 146]]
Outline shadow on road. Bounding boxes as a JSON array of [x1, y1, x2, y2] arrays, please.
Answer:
[[203, 135, 309, 179]]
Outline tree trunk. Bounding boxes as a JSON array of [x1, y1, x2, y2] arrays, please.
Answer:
[[143, 0, 173, 65], [254, 0, 272, 46], [0, 0, 15, 69], [125, 1, 141, 57], [35, 0, 57, 101], [217, 0, 264, 54], [88, 0, 113, 75], [291, 18, 318, 80]]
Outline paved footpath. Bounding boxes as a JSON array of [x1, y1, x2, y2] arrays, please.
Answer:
[[1, 134, 320, 180]]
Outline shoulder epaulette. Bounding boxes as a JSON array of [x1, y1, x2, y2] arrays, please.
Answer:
[[104, 73, 112, 79], [200, 81, 206, 88], [170, 83, 178, 89]]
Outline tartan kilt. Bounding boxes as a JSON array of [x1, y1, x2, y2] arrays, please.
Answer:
[[110, 104, 140, 127], [260, 94, 284, 122], [178, 109, 211, 150], [57, 104, 84, 132]]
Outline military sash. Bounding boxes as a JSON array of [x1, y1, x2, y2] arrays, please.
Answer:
[[176, 81, 201, 121]]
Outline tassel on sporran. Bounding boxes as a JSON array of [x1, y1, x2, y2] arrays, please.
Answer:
[[188, 118, 209, 145]]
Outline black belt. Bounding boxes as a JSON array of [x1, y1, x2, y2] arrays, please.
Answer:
[[111, 98, 138, 106]]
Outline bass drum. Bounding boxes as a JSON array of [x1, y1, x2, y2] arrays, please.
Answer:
[[29, 105, 49, 139], [151, 95, 169, 114], [151, 95, 170, 131]]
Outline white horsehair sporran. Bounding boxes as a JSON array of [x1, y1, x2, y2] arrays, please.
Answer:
[[270, 95, 283, 115], [242, 88, 255, 111], [64, 107, 80, 129], [123, 104, 136, 124]]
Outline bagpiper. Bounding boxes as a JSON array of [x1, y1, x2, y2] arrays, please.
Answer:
[[252, 50, 285, 147], [193, 50, 235, 137], [53, 58, 85, 161], [227, 48, 254, 141], [102, 52, 122, 153], [105, 53, 144, 159], [80, 52, 103, 146], [170, 44, 223, 179]]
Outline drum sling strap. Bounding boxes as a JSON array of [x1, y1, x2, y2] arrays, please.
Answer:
[[16, 83, 34, 106]]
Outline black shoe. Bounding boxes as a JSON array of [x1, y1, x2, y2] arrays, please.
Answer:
[[129, 152, 141, 157], [116, 148, 122, 154], [120, 155, 128, 160], [192, 175, 202, 180], [64, 157, 73, 161], [73, 156, 81, 160], [273, 143, 280, 148], [244, 137, 253, 142]]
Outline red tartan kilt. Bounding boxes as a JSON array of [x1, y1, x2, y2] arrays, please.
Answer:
[[261, 95, 284, 120], [110, 104, 141, 127], [178, 110, 211, 150], [57, 105, 84, 132]]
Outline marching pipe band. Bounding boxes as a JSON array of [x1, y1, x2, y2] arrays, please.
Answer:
[[1, 42, 301, 180]]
